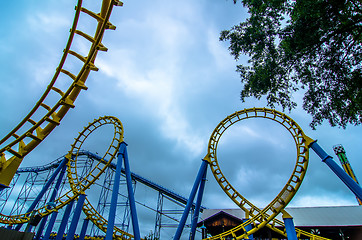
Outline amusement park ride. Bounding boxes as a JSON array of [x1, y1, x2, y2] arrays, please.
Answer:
[[0, 0, 361, 239]]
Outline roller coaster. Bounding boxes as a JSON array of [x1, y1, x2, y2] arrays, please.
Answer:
[[0, 148, 205, 239], [1, 1, 362, 240]]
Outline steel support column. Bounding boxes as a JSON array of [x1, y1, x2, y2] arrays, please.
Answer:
[[15, 157, 68, 231], [105, 148, 124, 240], [79, 218, 90, 240], [55, 199, 75, 240], [190, 161, 207, 240], [65, 194, 86, 240], [282, 212, 298, 240], [310, 141, 362, 201], [121, 142, 141, 240], [174, 159, 208, 240], [242, 218, 254, 240], [35, 216, 48, 240], [42, 211, 58, 240], [35, 159, 68, 240], [154, 192, 164, 239]]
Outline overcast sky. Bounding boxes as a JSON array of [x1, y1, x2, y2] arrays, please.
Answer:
[[1, 0, 362, 228]]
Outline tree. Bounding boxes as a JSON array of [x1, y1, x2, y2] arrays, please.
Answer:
[[143, 231, 159, 240], [221, 0, 362, 129]]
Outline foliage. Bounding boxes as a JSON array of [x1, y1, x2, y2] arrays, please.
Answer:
[[221, 0, 362, 128], [143, 231, 159, 240]]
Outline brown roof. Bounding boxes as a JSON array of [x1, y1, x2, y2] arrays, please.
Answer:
[[199, 205, 362, 227]]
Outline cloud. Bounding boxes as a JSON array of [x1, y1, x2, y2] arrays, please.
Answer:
[[26, 12, 70, 33], [207, 28, 233, 70], [95, 5, 211, 159], [291, 195, 356, 207], [1, 1, 362, 238]]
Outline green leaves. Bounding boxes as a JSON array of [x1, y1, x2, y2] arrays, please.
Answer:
[[223, 0, 362, 128]]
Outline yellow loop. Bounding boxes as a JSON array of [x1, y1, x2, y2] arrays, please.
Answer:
[[66, 116, 134, 239], [204, 108, 324, 239], [0, 116, 133, 239]]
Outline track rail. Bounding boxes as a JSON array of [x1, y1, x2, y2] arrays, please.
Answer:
[[203, 108, 330, 240], [66, 116, 134, 239], [0, 116, 134, 239], [1, 148, 206, 238], [0, 0, 123, 187]]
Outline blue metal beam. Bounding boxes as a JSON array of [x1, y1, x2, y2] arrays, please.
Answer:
[[55, 200, 74, 240], [15, 157, 68, 231], [174, 159, 208, 240], [42, 211, 58, 240], [16, 150, 206, 211], [120, 142, 141, 240], [79, 218, 90, 240], [190, 161, 207, 240], [105, 148, 124, 240], [65, 194, 86, 240], [282, 212, 298, 240], [310, 141, 362, 201]]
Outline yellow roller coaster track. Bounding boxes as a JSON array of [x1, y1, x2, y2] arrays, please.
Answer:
[[0, 0, 123, 187], [0, 116, 134, 239], [66, 116, 134, 239], [203, 108, 330, 240], [0, 2, 336, 239]]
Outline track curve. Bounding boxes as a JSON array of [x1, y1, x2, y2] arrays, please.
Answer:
[[0, 116, 133, 239], [203, 108, 330, 240], [66, 116, 134, 239], [0, 0, 123, 187]]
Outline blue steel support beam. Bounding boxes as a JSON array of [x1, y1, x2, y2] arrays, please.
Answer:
[[310, 141, 362, 201], [282, 212, 298, 240], [242, 218, 254, 240], [35, 216, 48, 240], [35, 160, 68, 240], [55, 199, 75, 240], [79, 150, 204, 209], [121, 142, 141, 240], [174, 159, 208, 240], [42, 211, 58, 240], [190, 161, 208, 240], [105, 149, 124, 240], [79, 218, 90, 240], [25, 223, 33, 233], [15, 157, 68, 231], [17, 151, 205, 212], [48, 159, 68, 203], [65, 194, 86, 240]]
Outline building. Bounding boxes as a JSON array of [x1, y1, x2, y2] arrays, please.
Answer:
[[197, 206, 362, 239]]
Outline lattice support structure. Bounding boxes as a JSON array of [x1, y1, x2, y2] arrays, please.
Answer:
[[0, 150, 204, 238], [9, 172, 39, 217], [0, 173, 19, 213], [154, 192, 164, 239]]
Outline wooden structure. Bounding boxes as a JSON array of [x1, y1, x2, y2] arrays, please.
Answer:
[[197, 207, 362, 239]]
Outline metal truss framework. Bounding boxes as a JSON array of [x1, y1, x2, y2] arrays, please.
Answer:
[[0, 150, 205, 239]]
